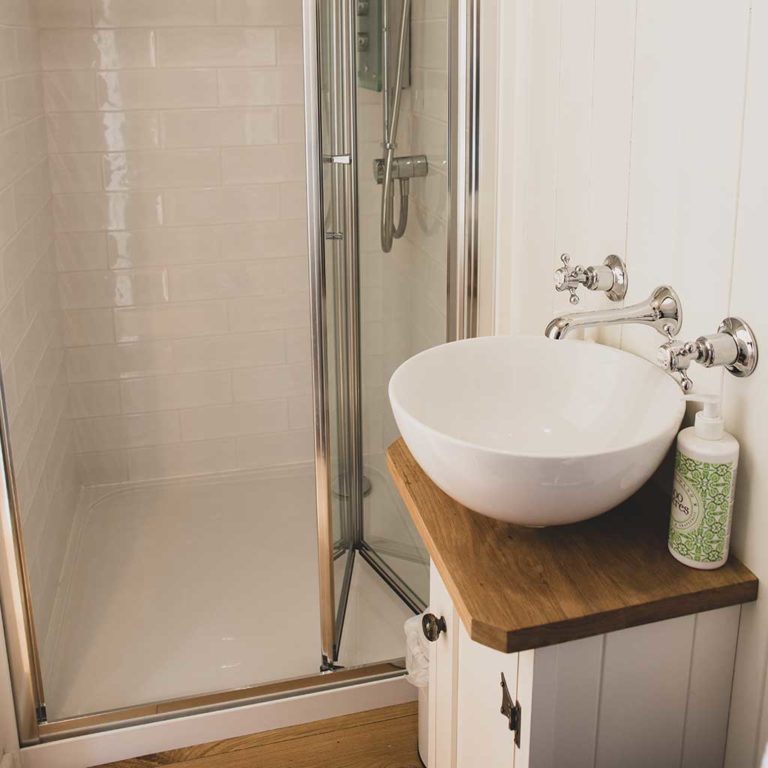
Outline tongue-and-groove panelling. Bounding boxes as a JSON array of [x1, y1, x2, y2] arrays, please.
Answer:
[[491, 0, 768, 764]]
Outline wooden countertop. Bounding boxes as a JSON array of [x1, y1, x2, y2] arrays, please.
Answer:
[[387, 439, 758, 654]]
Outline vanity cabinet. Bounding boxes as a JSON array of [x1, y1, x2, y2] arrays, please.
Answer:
[[388, 439, 757, 768], [428, 563, 742, 768]]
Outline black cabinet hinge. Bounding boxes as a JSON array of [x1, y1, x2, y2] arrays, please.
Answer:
[[500, 672, 522, 748]]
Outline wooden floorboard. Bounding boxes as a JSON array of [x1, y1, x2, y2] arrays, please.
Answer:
[[95, 703, 421, 768]]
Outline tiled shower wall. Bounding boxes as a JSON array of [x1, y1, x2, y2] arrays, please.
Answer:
[[0, 0, 78, 646], [360, 0, 448, 457], [356, 0, 448, 565], [37, 0, 314, 484], [404, 1, 448, 358], [356, 83, 413, 461]]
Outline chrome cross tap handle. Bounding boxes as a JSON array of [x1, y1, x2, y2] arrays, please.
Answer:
[[657, 317, 759, 392], [554, 254, 585, 304], [657, 328, 696, 393], [553, 254, 628, 305]]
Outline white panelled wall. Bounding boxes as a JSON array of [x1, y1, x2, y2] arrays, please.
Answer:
[[487, 0, 768, 764]]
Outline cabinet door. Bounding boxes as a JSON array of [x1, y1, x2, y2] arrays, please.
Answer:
[[456, 622, 520, 768], [428, 562, 459, 768], [515, 609, 739, 768]]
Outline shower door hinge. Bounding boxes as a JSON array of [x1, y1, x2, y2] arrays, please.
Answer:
[[500, 672, 522, 748], [320, 654, 345, 672], [323, 154, 352, 165]]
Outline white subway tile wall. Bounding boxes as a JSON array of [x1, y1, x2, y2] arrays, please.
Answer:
[[0, 0, 449, 694], [353, 2, 447, 578], [358, 0, 449, 460], [34, 0, 314, 483], [406, 3, 448, 357], [0, 0, 79, 649]]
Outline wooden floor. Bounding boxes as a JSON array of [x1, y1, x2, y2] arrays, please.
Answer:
[[96, 703, 422, 768]]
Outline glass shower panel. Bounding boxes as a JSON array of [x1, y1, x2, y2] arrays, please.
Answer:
[[310, 0, 448, 666], [356, 0, 450, 606]]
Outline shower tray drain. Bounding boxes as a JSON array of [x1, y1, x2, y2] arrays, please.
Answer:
[[332, 474, 373, 499]]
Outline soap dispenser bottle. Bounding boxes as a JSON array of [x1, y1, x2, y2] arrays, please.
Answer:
[[668, 396, 739, 569]]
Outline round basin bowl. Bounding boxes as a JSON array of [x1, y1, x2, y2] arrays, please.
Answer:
[[389, 336, 685, 527]]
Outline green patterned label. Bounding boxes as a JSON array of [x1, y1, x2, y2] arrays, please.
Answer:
[[669, 452, 734, 564]]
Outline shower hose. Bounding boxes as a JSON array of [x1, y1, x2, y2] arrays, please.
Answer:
[[381, 0, 412, 253]]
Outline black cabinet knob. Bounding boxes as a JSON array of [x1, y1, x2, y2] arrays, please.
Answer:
[[422, 613, 447, 642]]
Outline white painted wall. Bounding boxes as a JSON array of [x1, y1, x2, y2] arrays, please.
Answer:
[[488, 1, 768, 764]]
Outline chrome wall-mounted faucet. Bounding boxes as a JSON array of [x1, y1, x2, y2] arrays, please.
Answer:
[[657, 317, 759, 392], [553, 254, 628, 305], [545, 285, 682, 341]]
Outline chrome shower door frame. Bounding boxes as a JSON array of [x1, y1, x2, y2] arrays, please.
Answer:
[[0, 369, 46, 744], [449, 0, 480, 342], [304, 0, 363, 669], [304, 0, 481, 667]]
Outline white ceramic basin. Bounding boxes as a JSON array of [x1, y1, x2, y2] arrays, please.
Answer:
[[389, 336, 685, 527]]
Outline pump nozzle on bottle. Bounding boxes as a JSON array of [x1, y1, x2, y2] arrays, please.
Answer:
[[684, 394, 724, 441]]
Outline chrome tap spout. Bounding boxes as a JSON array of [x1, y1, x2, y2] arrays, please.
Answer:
[[545, 286, 683, 341]]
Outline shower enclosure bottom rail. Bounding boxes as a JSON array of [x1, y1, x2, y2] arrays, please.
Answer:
[[37, 660, 407, 741]]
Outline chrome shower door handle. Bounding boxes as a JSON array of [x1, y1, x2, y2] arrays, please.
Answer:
[[323, 154, 352, 165]]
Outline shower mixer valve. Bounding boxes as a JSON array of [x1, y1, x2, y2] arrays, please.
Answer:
[[554, 254, 628, 304], [373, 154, 428, 184], [657, 317, 759, 392]]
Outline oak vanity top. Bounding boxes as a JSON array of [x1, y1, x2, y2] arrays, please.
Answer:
[[387, 438, 758, 653]]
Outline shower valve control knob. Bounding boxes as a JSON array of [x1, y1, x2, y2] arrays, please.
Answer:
[[422, 613, 447, 642]]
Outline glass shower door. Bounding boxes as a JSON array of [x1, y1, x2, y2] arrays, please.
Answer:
[[307, 0, 363, 668], [307, 0, 475, 670], [0, 0, 477, 744], [309, 0, 423, 670], [308, 0, 420, 668]]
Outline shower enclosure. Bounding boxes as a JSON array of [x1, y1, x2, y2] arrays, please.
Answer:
[[0, 0, 478, 745]]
